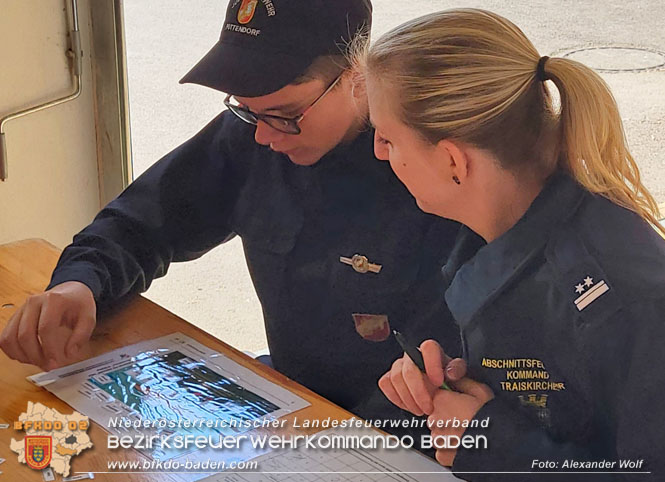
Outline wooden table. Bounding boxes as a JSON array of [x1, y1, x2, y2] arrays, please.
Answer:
[[0, 239, 352, 481]]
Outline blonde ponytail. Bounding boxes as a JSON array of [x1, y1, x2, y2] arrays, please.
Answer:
[[543, 57, 663, 234], [359, 8, 663, 235]]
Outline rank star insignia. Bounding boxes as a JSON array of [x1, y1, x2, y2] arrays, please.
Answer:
[[339, 254, 382, 274], [574, 275, 610, 311]]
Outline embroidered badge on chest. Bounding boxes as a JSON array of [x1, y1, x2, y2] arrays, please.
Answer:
[[573, 275, 609, 311], [339, 254, 382, 274], [237, 0, 258, 24], [353, 314, 391, 342]]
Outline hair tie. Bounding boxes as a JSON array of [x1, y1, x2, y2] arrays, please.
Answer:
[[536, 56, 550, 81]]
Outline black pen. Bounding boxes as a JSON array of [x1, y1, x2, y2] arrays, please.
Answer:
[[393, 329, 451, 391]]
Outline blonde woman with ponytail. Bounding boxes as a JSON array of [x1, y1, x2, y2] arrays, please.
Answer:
[[358, 8, 665, 480]]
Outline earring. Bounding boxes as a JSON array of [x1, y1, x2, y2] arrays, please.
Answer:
[[452, 175, 461, 185]]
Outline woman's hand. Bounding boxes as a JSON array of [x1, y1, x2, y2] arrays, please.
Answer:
[[378, 339, 468, 416], [428, 377, 494, 466], [377, 339, 494, 466]]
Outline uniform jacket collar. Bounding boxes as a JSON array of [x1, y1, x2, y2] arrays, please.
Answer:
[[444, 172, 587, 328], [310, 127, 375, 172]]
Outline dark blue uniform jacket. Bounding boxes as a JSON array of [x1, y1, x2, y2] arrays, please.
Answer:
[[47, 111, 463, 424], [446, 173, 665, 481]]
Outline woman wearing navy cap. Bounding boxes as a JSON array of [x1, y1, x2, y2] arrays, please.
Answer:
[[357, 8, 665, 480]]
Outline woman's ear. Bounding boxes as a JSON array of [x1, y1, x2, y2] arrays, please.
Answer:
[[435, 139, 470, 184]]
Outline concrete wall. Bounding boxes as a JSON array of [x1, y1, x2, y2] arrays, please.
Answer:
[[0, 0, 100, 248]]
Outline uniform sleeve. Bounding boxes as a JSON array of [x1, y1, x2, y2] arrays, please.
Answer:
[[47, 111, 246, 310], [612, 297, 665, 478], [452, 297, 665, 482]]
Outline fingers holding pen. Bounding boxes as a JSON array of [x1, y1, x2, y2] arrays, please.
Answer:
[[421, 339, 467, 387], [379, 337, 470, 416], [378, 355, 436, 416]]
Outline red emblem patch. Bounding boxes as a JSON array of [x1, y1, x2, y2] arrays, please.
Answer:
[[353, 314, 391, 342], [25, 435, 52, 470], [237, 0, 258, 24]]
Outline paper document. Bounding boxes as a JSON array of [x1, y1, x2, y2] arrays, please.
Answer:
[[28, 333, 309, 475]]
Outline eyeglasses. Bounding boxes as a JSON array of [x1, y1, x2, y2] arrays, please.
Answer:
[[224, 75, 342, 135]]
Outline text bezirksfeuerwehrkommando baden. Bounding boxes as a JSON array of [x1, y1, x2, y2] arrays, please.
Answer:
[[106, 416, 490, 451]]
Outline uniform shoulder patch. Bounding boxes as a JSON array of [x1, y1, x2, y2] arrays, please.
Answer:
[[572, 275, 610, 311], [545, 226, 622, 320]]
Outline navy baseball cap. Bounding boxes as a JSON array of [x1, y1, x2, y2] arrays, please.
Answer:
[[180, 0, 373, 97]]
